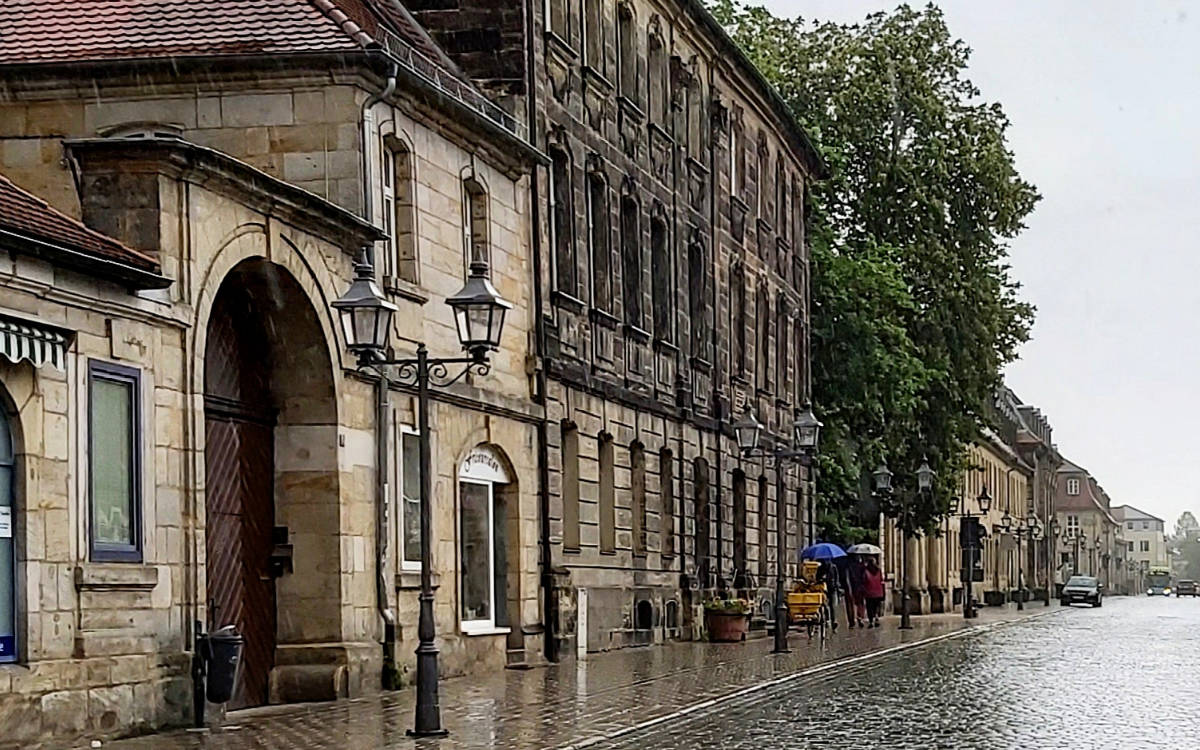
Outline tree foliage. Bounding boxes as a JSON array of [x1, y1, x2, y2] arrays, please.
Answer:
[[710, 2, 1038, 533]]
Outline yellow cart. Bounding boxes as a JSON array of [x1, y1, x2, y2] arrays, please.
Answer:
[[787, 561, 828, 637]]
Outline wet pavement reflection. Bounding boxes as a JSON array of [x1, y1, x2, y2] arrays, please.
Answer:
[[56, 605, 1056, 750], [598, 596, 1200, 749]]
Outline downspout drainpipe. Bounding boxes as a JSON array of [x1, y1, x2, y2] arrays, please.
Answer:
[[362, 64, 400, 687], [523, 0, 558, 664]]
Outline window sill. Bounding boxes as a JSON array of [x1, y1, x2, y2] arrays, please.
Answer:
[[75, 563, 158, 591], [384, 276, 428, 305], [617, 95, 645, 122], [648, 122, 673, 143], [653, 338, 679, 355], [756, 217, 774, 234], [582, 65, 615, 94], [624, 324, 651, 343], [396, 571, 440, 591], [461, 624, 511, 637], [552, 290, 587, 314], [590, 307, 621, 329], [544, 30, 577, 60], [731, 194, 749, 213], [685, 156, 709, 176]]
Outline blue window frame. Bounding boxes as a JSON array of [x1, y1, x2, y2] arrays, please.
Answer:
[[88, 361, 142, 562], [0, 405, 16, 662]]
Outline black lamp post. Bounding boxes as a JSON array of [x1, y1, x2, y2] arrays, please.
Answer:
[[955, 486, 990, 619], [333, 256, 511, 738], [1046, 518, 1059, 606], [1071, 529, 1085, 576], [873, 457, 933, 630], [733, 403, 821, 655]]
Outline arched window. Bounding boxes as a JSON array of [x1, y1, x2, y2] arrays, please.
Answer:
[[599, 433, 615, 553], [463, 177, 490, 268], [617, 2, 638, 104], [587, 169, 612, 310], [731, 262, 746, 376], [757, 283, 771, 392], [757, 474, 769, 579], [382, 142, 418, 283], [550, 147, 577, 297], [620, 194, 642, 327], [458, 445, 513, 632], [650, 213, 671, 340], [648, 28, 667, 125], [562, 422, 580, 551], [0, 405, 15, 663], [631, 441, 646, 555], [688, 239, 706, 360], [732, 469, 747, 587], [660, 447, 675, 558]]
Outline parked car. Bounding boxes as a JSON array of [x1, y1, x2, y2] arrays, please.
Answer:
[[1175, 580, 1197, 597], [1060, 575, 1102, 607]]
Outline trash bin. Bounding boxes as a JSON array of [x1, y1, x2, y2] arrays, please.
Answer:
[[205, 625, 244, 704]]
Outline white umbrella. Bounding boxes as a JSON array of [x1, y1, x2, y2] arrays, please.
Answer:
[[846, 543, 883, 555]]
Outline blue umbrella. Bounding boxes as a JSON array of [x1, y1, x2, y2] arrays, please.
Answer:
[[801, 542, 847, 561]]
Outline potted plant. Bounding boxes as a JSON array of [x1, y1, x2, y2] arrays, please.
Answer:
[[703, 596, 751, 642]]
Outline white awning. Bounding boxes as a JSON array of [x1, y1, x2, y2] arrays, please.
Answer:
[[0, 315, 68, 371]]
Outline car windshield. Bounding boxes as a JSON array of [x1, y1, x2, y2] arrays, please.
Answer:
[[1066, 576, 1097, 588]]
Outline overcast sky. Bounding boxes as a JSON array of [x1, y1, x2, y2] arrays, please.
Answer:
[[762, 0, 1199, 530]]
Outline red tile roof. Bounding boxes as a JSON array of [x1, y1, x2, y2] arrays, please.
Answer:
[[0, 173, 159, 272], [0, 0, 463, 77]]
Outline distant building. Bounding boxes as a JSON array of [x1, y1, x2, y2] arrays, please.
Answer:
[[1111, 505, 1169, 588], [1055, 459, 1130, 592]]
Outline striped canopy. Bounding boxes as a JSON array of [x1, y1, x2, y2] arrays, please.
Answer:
[[0, 315, 67, 371]]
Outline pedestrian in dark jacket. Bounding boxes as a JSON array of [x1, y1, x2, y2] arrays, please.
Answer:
[[848, 556, 868, 628]]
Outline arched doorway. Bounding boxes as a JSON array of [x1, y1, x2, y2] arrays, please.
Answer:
[[203, 258, 338, 708], [0, 399, 15, 663]]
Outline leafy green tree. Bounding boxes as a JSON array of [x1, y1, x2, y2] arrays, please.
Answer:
[[710, 2, 1038, 534]]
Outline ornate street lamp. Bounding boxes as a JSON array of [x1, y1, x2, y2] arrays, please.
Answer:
[[333, 255, 510, 738], [977, 485, 992, 514], [734, 404, 820, 654], [872, 458, 931, 630], [733, 410, 764, 454]]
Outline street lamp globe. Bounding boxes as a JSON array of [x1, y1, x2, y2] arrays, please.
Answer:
[[445, 261, 513, 360], [792, 402, 822, 452], [332, 251, 397, 360], [1026, 511, 1039, 528], [950, 496, 962, 515], [872, 462, 893, 494], [977, 486, 992, 514], [732, 410, 763, 454], [916, 456, 934, 492]]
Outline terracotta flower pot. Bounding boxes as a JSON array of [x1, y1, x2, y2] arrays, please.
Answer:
[[705, 610, 750, 642]]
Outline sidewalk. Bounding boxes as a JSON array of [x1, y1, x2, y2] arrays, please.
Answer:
[[53, 604, 1059, 750]]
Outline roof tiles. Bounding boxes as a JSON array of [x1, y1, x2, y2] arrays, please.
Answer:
[[0, 0, 361, 64], [0, 172, 159, 271]]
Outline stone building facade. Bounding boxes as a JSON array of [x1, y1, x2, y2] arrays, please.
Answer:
[[411, 0, 825, 654], [881, 387, 1057, 614], [1055, 459, 1122, 590], [0, 0, 539, 743]]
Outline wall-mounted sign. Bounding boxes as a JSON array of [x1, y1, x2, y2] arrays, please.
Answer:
[[459, 445, 513, 484], [0, 507, 11, 539]]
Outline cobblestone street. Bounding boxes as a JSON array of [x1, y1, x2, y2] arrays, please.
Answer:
[[598, 596, 1200, 749], [47, 605, 1048, 750]]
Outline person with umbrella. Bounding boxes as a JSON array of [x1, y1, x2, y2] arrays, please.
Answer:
[[801, 542, 846, 632], [846, 543, 882, 628]]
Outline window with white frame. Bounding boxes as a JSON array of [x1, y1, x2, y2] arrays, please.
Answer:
[[1066, 515, 1079, 536], [459, 445, 512, 633], [395, 423, 421, 570], [382, 144, 418, 284], [1065, 478, 1080, 496], [1140, 540, 1150, 552]]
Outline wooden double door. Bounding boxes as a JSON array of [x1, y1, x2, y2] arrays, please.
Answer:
[[204, 287, 276, 709]]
